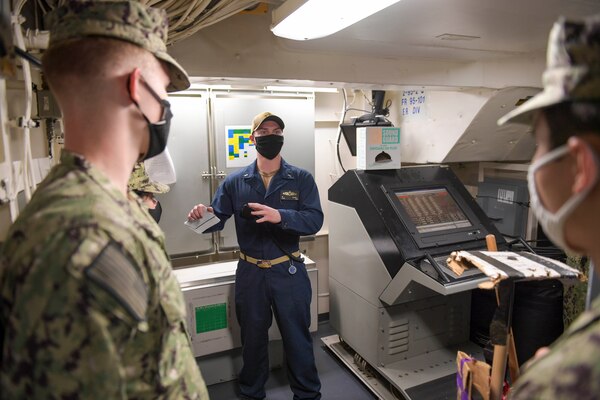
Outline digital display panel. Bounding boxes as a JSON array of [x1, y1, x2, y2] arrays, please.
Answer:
[[396, 188, 472, 233]]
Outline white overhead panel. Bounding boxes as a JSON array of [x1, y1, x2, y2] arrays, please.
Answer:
[[443, 87, 540, 163], [274, 0, 600, 61], [399, 87, 540, 164]]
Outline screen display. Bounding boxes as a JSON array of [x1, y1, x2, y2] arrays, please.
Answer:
[[396, 188, 472, 233]]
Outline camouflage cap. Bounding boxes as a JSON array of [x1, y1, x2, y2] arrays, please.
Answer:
[[128, 162, 170, 194], [498, 14, 600, 125], [45, 0, 190, 92], [251, 112, 285, 132]]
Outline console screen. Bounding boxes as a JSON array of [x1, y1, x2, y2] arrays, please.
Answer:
[[395, 188, 472, 233]]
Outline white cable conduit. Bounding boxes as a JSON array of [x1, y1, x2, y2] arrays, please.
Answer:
[[24, 29, 49, 50], [0, 78, 19, 221], [168, 0, 202, 31], [0, 0, 30, 220], [40, 0, 260, 44], [173, 0, 213, 23], [334, 88, 347, 175], [140, 0, 260, 44], [14, 0, 26, 15], [12, 12, 37, 202]]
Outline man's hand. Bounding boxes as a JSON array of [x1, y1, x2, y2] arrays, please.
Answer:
[[248, 202, 281, 224], [534, 346, 550, 359], [188, 204, 213, 221]]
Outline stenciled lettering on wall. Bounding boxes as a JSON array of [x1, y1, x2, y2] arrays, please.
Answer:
[[400, 89, 427, 118], [226, 126, 255, 168]]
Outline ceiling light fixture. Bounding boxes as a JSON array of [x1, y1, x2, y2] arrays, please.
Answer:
[[265, 86, 338, 93], [188, 83, 232, 90], [271, 0, 402, 41]]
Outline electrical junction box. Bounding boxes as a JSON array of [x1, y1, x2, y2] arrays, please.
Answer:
[[36, 89, 61, 118], [476, 177, 529, 238]]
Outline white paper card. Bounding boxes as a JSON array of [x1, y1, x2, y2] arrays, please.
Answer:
[[184, 211, 220, 234]]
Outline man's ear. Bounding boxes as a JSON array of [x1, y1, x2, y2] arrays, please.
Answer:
[[569, 136, 598, 194], [250, 133, 256, 144], [128, 68, 142, 103]]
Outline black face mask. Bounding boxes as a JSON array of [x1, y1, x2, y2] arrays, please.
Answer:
[[254, 135, 284, 160], [141, 104, 172, 161], [148, 200, 162, 223], [129, 75, 173, 161]]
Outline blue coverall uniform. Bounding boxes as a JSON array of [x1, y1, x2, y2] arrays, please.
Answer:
[[206, 158, 323, 400]]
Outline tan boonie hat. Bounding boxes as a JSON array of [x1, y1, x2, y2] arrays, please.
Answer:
[[499, 14, 600, 125], [45, 0, 190, 92], [128, 162, 170, 194], [251, 112, 285, 132]]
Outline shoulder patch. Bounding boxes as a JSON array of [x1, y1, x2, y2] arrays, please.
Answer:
[[85, 242, 148, 322]]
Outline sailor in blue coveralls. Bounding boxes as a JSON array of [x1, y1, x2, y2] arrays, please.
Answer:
[[188, 112, 323, 400]]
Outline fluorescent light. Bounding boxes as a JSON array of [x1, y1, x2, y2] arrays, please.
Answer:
[[188, 83, 232, 90], [271, 0, 402, 41], [265, 86, 338, 93]]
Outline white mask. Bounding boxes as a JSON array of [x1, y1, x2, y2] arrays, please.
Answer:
[[528, 144, 598, 254]]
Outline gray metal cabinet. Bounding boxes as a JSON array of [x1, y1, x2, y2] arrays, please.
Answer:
[[159, 90, 315, 257], [158, 94, 213, 255], [212, 91, 315, 250]]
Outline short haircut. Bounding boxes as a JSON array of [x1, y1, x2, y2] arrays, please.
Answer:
[[42, 36, 154, 95], [541, 101, 600, 149], [134, 190, 152, 198]]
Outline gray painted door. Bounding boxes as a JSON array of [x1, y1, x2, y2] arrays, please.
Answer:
[[211, 92, 315, 250], [158, 94, 213, 256]]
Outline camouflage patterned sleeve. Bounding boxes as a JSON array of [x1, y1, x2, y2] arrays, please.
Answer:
[[510, 309, 600, 399], [1, 229, 141, 399], [0, 252, 9, 361]]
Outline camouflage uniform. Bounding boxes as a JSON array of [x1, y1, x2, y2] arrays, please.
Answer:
[[129, 162, 170, 194], [1, 1, 207, 398], [0, 152, 208, 399], [499, 13, 600, 400], [44, 0, 189, 92], [510, 296, 600, 398], [498, 14, 600, 126]]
